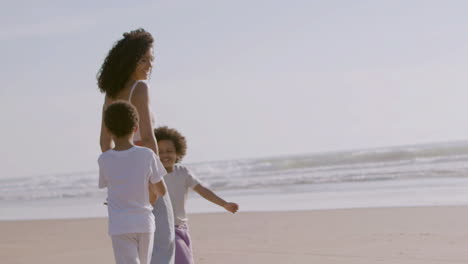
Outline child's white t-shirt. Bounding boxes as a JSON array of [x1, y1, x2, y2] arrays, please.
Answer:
[[164, 165, 201, 226], [98, 146, 167, 235]]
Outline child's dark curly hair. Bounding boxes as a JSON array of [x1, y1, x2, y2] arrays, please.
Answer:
[[97, 28, 154, 98], [154, 126, 187, 162], [104, 101, 139, 138]]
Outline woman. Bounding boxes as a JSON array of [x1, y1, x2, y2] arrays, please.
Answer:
[[97, 28, 175, 264]]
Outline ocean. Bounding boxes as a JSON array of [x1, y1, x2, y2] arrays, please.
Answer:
[[2, 141, 468, 220]]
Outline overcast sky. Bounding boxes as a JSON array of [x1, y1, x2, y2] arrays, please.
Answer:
[[1, 0, 468, 179]]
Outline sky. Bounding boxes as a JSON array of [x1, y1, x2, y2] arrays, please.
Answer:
[[1, 0, 468, 179]]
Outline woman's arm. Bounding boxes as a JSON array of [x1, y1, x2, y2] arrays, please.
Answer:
[[149, 180, 167, 204], [132, 82, 161, 204], [99, 96, 113, 152], [131, 82, 159, 155]]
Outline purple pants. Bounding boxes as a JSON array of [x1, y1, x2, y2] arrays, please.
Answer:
[[175, 225, 194, 264]]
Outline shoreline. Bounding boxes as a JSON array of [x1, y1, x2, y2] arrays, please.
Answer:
[[1, 203, 467, 223], [3, 176, 468, 221]]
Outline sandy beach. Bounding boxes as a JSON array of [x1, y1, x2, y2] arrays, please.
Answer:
[[2, 206, 468, 264]]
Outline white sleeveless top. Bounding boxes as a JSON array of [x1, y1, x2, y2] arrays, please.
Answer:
[[128, 80, 156, 142]]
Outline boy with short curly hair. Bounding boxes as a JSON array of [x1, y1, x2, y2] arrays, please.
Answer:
[[99, 101, 167, 264]]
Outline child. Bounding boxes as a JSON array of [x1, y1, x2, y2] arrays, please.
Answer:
[[153, 126, 239, 264], [98, 101, 168, 264]]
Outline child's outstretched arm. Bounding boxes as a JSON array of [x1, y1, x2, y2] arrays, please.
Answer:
[[193, 184, 239, 213]]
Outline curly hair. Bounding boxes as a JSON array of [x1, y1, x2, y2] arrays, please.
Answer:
[[154, 126, 188, 162], [97, 28, 154, 98], [104, 101, 139, 138]]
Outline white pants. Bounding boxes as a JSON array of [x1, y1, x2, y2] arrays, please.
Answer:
[[111, 232, 154, 264]]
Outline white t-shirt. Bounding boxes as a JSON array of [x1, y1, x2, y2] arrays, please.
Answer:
[[164, 165, 201, 226], [98, 146, 167, 235]]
